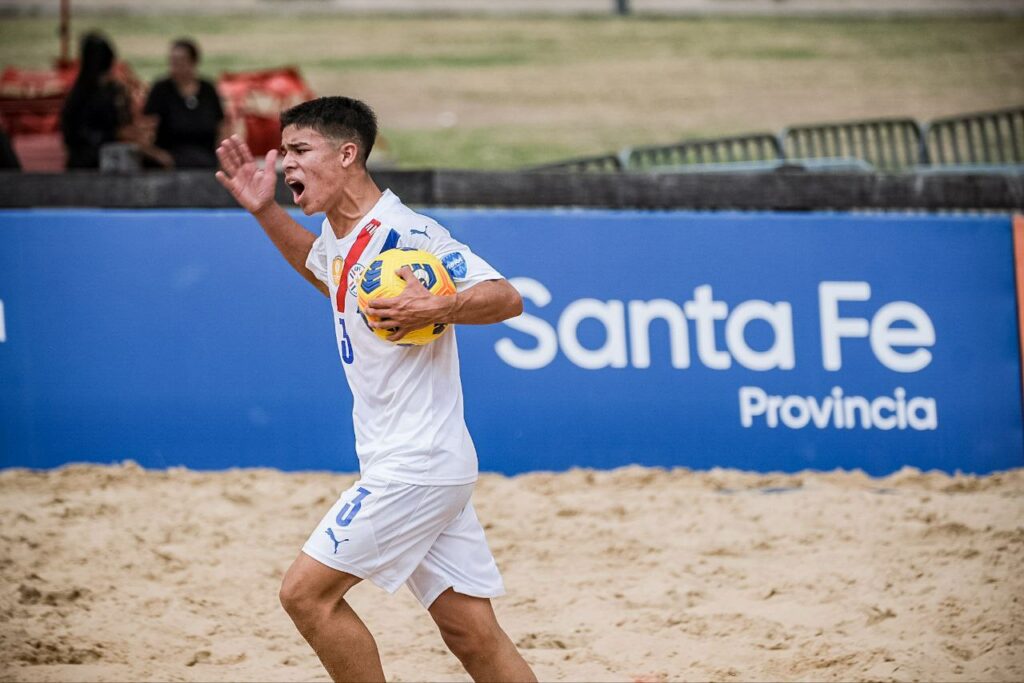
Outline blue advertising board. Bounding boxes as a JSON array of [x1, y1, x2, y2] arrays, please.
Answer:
[[0, 208, 1020, 474]]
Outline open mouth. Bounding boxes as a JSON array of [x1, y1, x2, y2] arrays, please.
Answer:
[[286, 179, 306, 202]]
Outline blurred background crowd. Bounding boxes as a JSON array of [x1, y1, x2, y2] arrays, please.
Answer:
[[60, 32, 227, 170], [1, 2, 316, 173]]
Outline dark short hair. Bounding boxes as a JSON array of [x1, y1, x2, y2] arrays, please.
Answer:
[[280, 96, 378, 163], [171, 38, 200, 64]]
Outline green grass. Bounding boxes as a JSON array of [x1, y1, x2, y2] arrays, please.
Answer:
[[381, 126, 588, 170], [2, 15, 1021, 169], [710, 46, 823, 60], [307, 53, 531, 71]]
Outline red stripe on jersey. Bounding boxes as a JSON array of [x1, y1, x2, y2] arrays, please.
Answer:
[[336, 219, 381, 314]]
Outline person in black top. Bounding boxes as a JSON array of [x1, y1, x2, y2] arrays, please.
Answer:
[[0, 126, 20, 169], [144, 38, 225, 168], [61, 32, 132, 169]]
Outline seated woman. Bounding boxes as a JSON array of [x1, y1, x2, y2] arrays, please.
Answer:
[[144, 38, 225, 168], [61, 32, 132, 169]]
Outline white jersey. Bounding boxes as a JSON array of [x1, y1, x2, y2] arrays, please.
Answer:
[[304, 190, 502, 485]]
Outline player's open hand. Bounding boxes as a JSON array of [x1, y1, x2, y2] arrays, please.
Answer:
[[215, 135, 278, 215], [366, 267, 457, 342]]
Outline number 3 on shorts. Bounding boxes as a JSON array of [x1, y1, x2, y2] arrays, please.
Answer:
[[336, 486, 371, 527]]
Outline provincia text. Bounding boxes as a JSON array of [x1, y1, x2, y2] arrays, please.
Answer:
[[739, 386, 937, 431]]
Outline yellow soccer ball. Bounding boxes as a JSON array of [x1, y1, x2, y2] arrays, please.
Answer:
[[356, 248, 457, 346]]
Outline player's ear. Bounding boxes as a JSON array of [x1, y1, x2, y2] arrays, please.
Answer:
[[339, 141, 360, 169]]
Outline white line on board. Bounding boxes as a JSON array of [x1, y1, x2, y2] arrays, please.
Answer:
[[0, 299, 5, 343]]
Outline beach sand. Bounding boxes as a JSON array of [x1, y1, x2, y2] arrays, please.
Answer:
[[1, 463, 1021, 682]]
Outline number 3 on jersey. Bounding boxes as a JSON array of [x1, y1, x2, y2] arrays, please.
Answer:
[[338, 317, 354, 364]]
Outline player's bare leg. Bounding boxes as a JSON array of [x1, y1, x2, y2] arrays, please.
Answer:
[[429, 588, 537, 682], [279, 553, 385, 682]]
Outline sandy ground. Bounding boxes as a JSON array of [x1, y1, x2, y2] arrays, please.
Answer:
[[1, 463, 1022, 682]]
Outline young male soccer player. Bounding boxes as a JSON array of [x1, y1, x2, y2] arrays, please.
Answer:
[[215, 97, 536, 682]]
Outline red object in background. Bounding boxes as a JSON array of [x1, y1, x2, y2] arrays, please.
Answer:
[[0, 64, 76, 136], [1, 60, 314, 170], [0, 63, 77, 171], [0, 64, 76, 96], [11, 134, 66, 172], [218, 67, 315, 156], [0, 60, 146, 172]]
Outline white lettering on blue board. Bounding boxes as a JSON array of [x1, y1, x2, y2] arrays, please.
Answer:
[[739, 386, 938, 431], [819, 282, 934, 373], [497, 278, 916, 373]]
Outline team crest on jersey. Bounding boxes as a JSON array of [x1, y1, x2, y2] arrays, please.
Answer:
[[441, 252, 467, 280], [347, 262, 366, 298], [331, 256, 345, 286]]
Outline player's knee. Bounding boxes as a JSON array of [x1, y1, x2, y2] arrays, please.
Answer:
[[440, 618, 503, 663], [279, 573, 316, 620]]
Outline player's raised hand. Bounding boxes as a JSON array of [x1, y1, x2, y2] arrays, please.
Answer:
[[215, 135, 278, 215]]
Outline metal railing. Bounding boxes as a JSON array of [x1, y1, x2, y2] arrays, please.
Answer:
[[528, 107, 1024, 174], [924, 107, 1024, 165], [626, 133, 782, 170], [782, 118, 922, 172], [529, 152, 624, 173]]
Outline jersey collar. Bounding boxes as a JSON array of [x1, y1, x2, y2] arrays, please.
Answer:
[[322, 189, 399, 245]]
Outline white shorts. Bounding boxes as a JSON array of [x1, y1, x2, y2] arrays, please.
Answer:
[[301, 477, 505, 608]]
